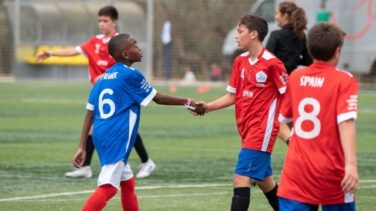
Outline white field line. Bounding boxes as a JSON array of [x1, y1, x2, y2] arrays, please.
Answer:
[[17, 192, 232, 203], [0, 183, 230, 202], [1, 180, 376, 202]]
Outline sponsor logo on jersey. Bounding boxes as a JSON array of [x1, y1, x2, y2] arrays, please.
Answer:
[[97, 60, 109, 66], [243, 90, 253, 98], [256, 71, 267, 83]]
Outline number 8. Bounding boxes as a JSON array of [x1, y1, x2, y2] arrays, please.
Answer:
[[295, 98, 321, 139], [99, 88, 115, 119]]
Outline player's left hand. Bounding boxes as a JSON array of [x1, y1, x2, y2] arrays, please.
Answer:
[[72, 148, 86, 168], [341, 164, 359, 193]]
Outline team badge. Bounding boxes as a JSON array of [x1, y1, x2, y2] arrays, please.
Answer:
[[256, 71, 267, 83]]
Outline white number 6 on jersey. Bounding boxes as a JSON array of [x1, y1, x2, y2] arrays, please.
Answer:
[[99, 88, 115, 119], [295, 97, 321, 139]]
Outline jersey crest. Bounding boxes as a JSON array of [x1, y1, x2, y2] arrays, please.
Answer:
[[256, 70, 267, 83]]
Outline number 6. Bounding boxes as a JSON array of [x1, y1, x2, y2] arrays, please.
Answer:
[[99, 89, 115, 119]]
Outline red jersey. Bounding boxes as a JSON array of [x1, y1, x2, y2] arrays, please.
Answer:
[[278, 62, 358, 204], [75, 33, 117, 84], [227, 48, 287, 153]]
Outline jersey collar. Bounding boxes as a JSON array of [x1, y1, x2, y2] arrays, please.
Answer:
[[311, 61, 336, 70], [248, 47, 265, 65]]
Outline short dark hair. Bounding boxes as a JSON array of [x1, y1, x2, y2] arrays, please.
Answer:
[[98, 5, 118, 20], [108, 34, 131, 60], [238, 15, 268, 41], [307, 23, 345, 61]]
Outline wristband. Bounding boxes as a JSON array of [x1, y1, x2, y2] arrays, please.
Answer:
[[184, 98, 195, 110]]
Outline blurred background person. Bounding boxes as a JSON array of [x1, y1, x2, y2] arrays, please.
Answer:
[[161, 20, 173, 81], [210, 62, 223, 81], [266, 1, 312, 75]]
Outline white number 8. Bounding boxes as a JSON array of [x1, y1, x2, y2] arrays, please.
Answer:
[[99, 88, 115, 119], [295, 98, 321, 139]]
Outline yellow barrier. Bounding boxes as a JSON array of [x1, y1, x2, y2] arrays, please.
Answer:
[[26, 45, 88, 65]]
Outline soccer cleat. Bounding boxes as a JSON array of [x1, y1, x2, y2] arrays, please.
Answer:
[[65, 166, 93, 178], [136, 159, 156, 178]]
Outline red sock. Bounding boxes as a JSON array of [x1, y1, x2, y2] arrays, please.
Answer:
[[120, 177, 139, 211], [82, 184, 117, 211]]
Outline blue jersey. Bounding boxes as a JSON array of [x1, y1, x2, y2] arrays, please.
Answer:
[[86, 62, 156, 166]]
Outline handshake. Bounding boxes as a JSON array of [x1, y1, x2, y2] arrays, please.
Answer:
[[184, 99, 208, 116]]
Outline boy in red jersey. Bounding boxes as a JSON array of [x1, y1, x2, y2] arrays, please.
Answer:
[[194, 15, 288, 211], [278, 23, 359, 210], [35, 5, 156, 179]]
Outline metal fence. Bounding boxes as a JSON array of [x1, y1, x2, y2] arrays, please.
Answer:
[[1, 0, 376, 86]]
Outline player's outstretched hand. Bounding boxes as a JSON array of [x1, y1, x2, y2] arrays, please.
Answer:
[[35, 50, 50, 63], [341, 164, 359, 193], [72, 148, 86, 168]]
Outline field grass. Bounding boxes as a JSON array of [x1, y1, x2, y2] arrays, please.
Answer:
[[0, 81, 375, 210]]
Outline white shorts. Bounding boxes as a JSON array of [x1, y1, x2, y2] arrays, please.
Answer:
[[97, 160, 134, 190]]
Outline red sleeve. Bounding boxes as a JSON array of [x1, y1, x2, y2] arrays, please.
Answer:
[[79, 37, 95, 56], [278, 82, 292, 123], [226, 56, 241, 93], [336, 75, 358, 124], [271, 59, 288, 94]]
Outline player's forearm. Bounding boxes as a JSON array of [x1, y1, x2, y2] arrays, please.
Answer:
[[49, 48, 79, 57], [206, 93, 235, 112], [278, 123, 291, 143], [152, 93, 187, 106], [78, 111, 93, 150], [339, 119, 357, 166]]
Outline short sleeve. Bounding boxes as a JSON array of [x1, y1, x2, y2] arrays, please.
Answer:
[[86, 84, 99, 111], [336, 76, 358, 124], [271, 59, 288, 94], [127, 71, 157, 107], [278, 84, 292, 123], [76, 37, 94, 57], [227, 56, 241, 93]]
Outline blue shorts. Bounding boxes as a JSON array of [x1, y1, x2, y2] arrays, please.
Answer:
[[234, 148, 272, 181], [279, 197, 356, 211]]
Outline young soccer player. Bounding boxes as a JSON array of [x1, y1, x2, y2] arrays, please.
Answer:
[[35, 5, 156, 179], [193, 15, 288, 211], [73, 33, 199, 211], [277, 23, 359, 210]]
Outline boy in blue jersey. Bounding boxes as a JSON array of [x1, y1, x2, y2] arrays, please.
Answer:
[[72, 33, 200, 211]]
